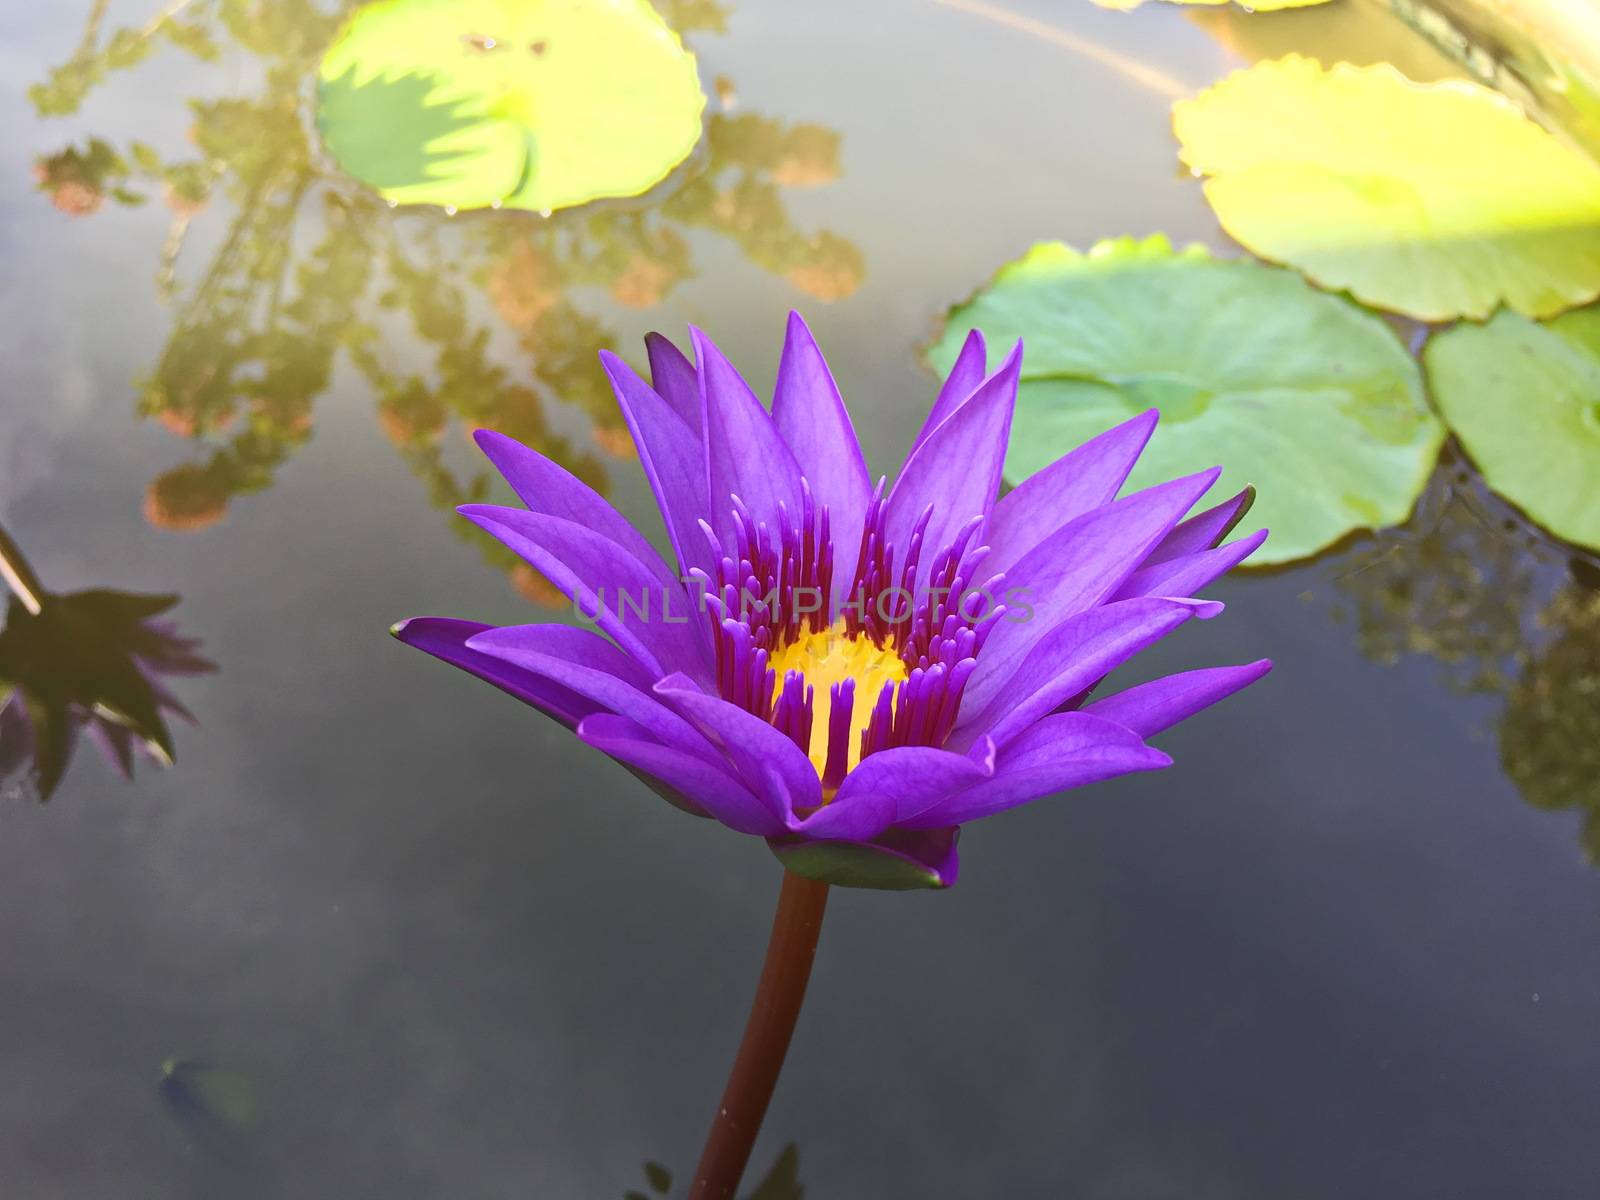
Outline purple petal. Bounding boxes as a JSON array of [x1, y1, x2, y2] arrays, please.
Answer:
[[1143, 486, 1256, 566], [692, 327, 805, 550], [833, 743, 996, 825], [147, 676, 198, 725], [968, 468, 1222, 712], [578, 713, 784, 835], [787, 789, 894, 841], [466, 625, 720, 764], [644, 332, 701, 426], [133, 627, 215, 676], [1083, 659, 1272, 738], [1113, 528, 1268, 604], [391, 617, 601, 730], [459, 506, 714, 688], [600, 351, 714, 582], [86, 718, 137, 779], [653, 673, 822, 816], [473, 430, 676, 586], [900, 712, 1170, 829], [788, 743, 993, 840], [768, 826, 961, 890], [884, 343, 1021, 591], [914, 329, 987, 451], [771, 312, 873, 600], [952, 597, 1202, 751], [985, 409, 1158, 577], [466, 622, 654, 686]]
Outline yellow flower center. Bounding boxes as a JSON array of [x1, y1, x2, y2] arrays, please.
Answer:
[[768, 621, 909, 781]]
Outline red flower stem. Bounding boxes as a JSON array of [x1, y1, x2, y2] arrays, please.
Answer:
[[690, 870, 830, 1200]]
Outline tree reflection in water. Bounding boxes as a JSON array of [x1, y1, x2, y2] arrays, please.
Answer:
[[29, 0, 863, 600], [1501, 584, 1600, 860], [1329, 458, 1600, 861], [1329, 461, 1541, 696]]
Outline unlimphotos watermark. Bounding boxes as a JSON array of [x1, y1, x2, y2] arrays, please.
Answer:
[[569, 582, 1037, 626]]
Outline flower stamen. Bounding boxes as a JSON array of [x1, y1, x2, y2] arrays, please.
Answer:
[[769, 624, 908, 780], [706, 476, 996, 787]]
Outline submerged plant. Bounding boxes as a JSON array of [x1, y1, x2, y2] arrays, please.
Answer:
[[394, 315, 1269, 1195]]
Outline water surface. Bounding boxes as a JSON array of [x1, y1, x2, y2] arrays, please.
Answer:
[[2, 1, 1598, 1196]]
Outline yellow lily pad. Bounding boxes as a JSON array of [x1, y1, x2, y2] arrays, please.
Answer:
[[1174, 55, 1600, 320], [1094, 0, 1329, 11], [1184, 5, 1465, 85], [317, 0, 706, 213]]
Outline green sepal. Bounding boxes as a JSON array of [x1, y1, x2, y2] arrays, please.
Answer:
[[767, 836, 953, 891]]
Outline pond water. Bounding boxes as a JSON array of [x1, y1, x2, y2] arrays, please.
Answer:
[[2, 0, 1599, 1196]]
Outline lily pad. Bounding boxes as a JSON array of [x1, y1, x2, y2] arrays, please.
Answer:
[[1424, 307, 1600, 550], [1094, 0, 1328, 11], [928, 235, 1443, 565], [1173, 55, 1600, 320], [1184, 6, 1465, 86], [317, 0, 706, 213]]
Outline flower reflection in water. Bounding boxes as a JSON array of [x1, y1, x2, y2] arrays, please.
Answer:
[[0, 522, 212, 802], [30, 0, 864, 604]]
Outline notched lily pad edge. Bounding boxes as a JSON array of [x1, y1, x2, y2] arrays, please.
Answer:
[[310, 82, 713, 219], [312, 0, 710, 216]]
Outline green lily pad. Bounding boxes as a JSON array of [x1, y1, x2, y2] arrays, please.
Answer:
[[1424, 306, 1600, 550], [1173, 55, 1600, 320], [317, 0, 706, 213], [928, 235, 1443, 565]]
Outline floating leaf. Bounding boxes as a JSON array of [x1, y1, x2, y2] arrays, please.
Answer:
[[317, 0, 707, 213], [1094, 0, 1328, 11], [1423, 306, 1600, 550], [1174, 55, 1600, 320], [318, 69, 510, 204], [1184, 5, 1465, 85], [928, 235, 1443, 565]]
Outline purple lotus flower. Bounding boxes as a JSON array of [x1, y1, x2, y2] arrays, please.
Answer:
[[395, 314, 1269, 889]]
